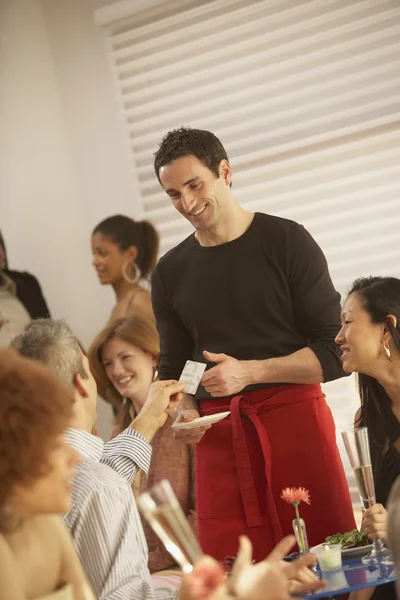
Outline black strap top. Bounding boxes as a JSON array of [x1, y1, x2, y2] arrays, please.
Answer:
[[369, 410, 400, 600], [373, 408, 400, 507]]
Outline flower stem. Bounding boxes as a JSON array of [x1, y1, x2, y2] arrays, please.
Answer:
[[294, 504, 306, 555]]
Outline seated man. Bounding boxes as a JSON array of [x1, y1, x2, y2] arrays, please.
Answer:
[[12, 318, 184, 600]]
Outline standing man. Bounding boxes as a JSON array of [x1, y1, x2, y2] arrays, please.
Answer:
[[151, 127, 355, 562]]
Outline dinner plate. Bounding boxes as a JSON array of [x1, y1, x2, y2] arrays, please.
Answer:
[[341, 544, 373, 558], [172, 411, 231, 430]]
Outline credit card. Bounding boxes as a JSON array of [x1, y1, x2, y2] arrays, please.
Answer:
[[179, 360, 207, 395]]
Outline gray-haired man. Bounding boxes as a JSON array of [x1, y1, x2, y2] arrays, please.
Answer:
[[12, 319, 184, 600]]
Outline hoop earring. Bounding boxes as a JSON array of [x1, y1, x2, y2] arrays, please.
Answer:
[[383, 341, 392, 361], [122, 260, 141, 284]]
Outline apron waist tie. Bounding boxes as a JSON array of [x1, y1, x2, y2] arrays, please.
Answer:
[[230, 395, 283, 542]]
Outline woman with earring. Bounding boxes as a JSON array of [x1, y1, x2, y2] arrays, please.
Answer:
[[88, 314, 197, 575], [0, 348, 94, 600], [335, 276, 400, 600], [91, 215, 159, 324]]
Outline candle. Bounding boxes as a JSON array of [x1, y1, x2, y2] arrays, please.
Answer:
[[311, 544, 342, 572]]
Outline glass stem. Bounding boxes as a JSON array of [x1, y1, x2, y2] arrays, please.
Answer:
[[372, 538, 385, 553]]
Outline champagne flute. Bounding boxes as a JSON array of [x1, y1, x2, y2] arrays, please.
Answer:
[[138, 479, 203, 573], [341, 427, 392, 564]]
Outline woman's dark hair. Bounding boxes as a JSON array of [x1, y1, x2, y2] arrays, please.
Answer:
[[0, 229, 9, 269], [154, 126, 230, 185], [349, 276, 400, 468], [92, 215, 159, 279]]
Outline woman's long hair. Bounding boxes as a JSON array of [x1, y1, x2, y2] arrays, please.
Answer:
[[349, 277, 400, 469], [88, 314, 160, 430]]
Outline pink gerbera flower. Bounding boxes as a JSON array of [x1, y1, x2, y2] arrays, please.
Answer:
[[281, 487, 311, 556], [281, 487, 311, 506]]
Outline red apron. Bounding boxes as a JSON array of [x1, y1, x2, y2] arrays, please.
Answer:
[[196, 384, 356, 562]]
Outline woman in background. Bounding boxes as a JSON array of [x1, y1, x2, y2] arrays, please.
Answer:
[[0, 348, 93, 600], [335, 276, 400, 600], [89, 314, 197, 574], [91, 215, 159, 324], [0, 229, 50, 346]]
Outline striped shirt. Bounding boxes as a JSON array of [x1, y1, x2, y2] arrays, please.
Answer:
[[100, 426, 152, 483], [64, 428, 176, 600]]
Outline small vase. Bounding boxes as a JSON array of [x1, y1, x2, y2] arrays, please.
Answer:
[[292, 517, 309, 555]]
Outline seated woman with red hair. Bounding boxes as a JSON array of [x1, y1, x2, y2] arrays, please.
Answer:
[[89, 314, 197, 575], [0, 348, 94, 600]]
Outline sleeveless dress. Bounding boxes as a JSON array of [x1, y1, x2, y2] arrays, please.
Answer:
[[369, 409, 400, 600]]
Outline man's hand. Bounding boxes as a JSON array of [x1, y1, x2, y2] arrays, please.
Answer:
[[362, 503, 388, 542], [131, 380, 185, 442], [172, 409, 211, 444], [201, 351, 251, 397]]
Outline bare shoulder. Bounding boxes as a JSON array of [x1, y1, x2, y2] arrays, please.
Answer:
[[35, 517, 73, 564], [129, 288, 155, 321], [0, 534, 24, 599], [33, 517, 79, 574]]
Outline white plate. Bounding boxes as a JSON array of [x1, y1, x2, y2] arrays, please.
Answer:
[[341, 544, 373, 558], [172, 411, 231, 430]]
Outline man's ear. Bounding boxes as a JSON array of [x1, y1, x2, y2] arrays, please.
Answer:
[[74, 373, 89, 398], [218, 159, 232, 187]]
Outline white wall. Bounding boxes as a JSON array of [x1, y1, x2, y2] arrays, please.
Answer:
[[0, 0, 140, 437], [41, 0, 142, 224]]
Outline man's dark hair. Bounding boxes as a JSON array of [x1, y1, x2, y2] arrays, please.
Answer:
[[154, 127, 230, 183]]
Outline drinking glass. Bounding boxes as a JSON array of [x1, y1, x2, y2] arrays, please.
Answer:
[[341, 427, 392, 565], [138, 479, 203, 573]]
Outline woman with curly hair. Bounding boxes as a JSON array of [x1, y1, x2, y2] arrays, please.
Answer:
[[88, 314, 197, 575], [0, 348, 93, 600]]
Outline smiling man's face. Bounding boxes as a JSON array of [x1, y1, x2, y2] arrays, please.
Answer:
[[159, 154, 232, 233]]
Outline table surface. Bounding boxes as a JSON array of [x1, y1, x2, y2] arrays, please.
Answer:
[[300, 554, 396, 599]]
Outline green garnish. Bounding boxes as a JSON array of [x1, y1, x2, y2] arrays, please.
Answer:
[[325, 529, 370, 549]]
